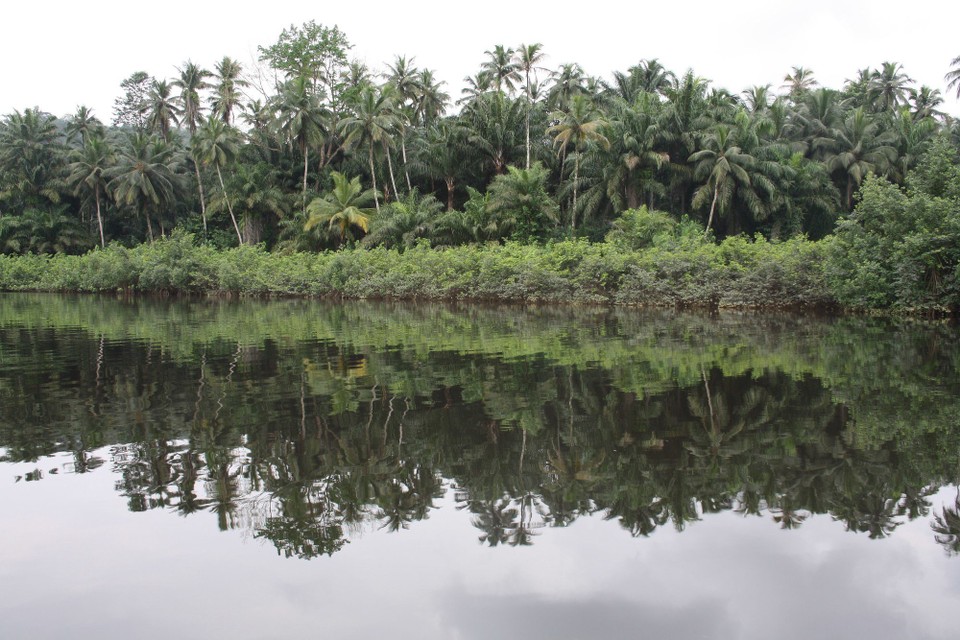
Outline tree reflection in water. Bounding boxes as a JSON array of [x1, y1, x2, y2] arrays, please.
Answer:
[[1, 295, 959, 558]]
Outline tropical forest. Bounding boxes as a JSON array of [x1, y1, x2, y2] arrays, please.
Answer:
[[2, 21, 960, 313]]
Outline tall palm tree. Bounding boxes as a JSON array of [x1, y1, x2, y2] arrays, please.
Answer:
[[340, 84, 399, 211], [304, 171, 376, 247], [67, 134, 114, 247], [545, 63, 587, 110], [514, 43, 548, 168], [65, 106, 104, 146], [146, 79, 182, 142], [273, 75, 329, 215], [548, 94, 609, 229], [412, 69, 449, 126], [481, 45, 520, 95], [781, 66, 817, 99], [174, 60, 212, 229], [173, 61, 212, 134], [194, 116, 242, 243], [463, 91, 525, 179], [946, 55, 960, 99], [869, 62, 914, 112], [211, 57, 248, 125], [385, 56, 423, 192]]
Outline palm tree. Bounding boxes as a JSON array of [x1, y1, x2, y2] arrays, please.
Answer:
[[481, 45, 520, 94], [486, 163, 559, 241], [908, 86, 944, 121], [213, 162, 288, 245], [173, 61, 211, 134], [946, 55, 960, 99], [781, 66, 818, 98], [515, 43, 548, 168], [65, 106, 104, 145], [604, 94, 672, 211], [823, 107, 896, 209], [0, 107, 66, 211], [174, 60, 212, 229], [194, 116, 242, 244], [108, 133, 183, 241], [363, 188, 443, 250], [146, 79, 181, 141], [340, 84, 399, 212], [412, 69, 449, 126], [211, 57, 248, 125], [385, 56, 423, 192], [304, 172, 376, 247], [273, 75, 329, 215], [548, 94, 609, 229], [67, 134, 114, 247], [545, 63, 587, 110], [0, 205, 88, 254], [689, 124, 776, 236], [463, 91, 525, 179], [870, 62, 914, 112], [411, 119, 472, 211]]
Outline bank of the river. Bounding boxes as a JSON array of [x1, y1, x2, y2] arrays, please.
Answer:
[[0, 228, 955, 315], [0, 231, 839, 309]]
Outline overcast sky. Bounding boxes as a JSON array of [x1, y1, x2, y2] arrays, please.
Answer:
[[2, 0, 959, 121]]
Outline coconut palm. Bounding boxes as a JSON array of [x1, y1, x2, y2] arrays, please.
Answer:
[[340, 84, 399, 212], [67, 134, 114, 247], [412, 69, 449, 126], [604, 94, 672, 211], [481, 45, 520, 95], [211, 57, 248, 125], [65, 106, 104, 146], [548, 94, 609, 229], [173, 61, 212, 229], [781, 66, 818, 99], [146, 79, 181, 141], [173, 61, 212, 134], [946, 55, 960, 99], [869, 61, 914, 112], [515, 43, 548, 168], [545, 63, 587, 110], [194, 116, 242, 244], [304, 171, 376, 247], [273, 75, 329, 215]]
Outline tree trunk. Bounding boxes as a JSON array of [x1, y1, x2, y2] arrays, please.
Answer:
[[445, 177, 455, 211], [401, 136, 412, 193], [705, 182, 719, 237], [384, 142, 399, 203], [302, 142, 309, 216], [571, 153, 579, 230], [217, 165, 243, 245], [626, 180, 640, 210], [94, 183, 105, 248], [525, 70, 532, 169], [194, 162, 207, 232], [369, 145, 380, 212]]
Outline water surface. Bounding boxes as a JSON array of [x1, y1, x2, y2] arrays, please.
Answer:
[[1, 294, 958, 639]]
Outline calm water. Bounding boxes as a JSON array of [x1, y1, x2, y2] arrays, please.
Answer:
[[1, 293, 958, 640]]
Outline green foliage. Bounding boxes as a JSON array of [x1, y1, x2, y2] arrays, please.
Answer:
[[826, 176, 960, 312], [486, 163, 559, 242]]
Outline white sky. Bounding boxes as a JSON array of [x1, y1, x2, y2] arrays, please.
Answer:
[[2, 0, 959, 121]]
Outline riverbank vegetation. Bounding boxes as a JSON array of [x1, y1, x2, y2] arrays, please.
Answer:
[[1, 23, 959, 312]]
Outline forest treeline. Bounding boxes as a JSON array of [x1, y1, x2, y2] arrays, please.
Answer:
[[1, 22, 960, 312]]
